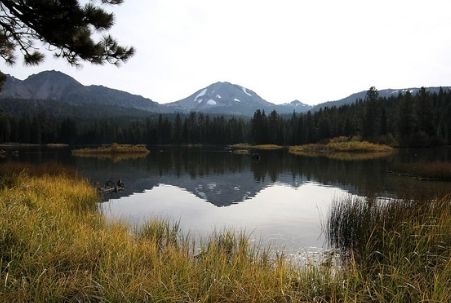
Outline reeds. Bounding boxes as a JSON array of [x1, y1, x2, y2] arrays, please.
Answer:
[[0, 173, 307, 302], [1, 168, 449, 302], [289, 137, 394, 160], [72, 143, 150, 156], [327, 195, 451, 302]]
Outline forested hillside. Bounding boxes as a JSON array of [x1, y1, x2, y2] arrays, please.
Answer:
[[1, 87, 450, 147]]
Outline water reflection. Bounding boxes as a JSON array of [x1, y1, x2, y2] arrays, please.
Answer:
[[69, 147, 451, 205], [8, 146, 451, 206], [99, 182, 349, 254], [5, 146, 450, 254]]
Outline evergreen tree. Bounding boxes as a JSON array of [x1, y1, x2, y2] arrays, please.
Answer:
[[0, 0, 134, 87]]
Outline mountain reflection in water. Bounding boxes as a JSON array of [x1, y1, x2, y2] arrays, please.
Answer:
[[66, 147, 450, 206], [8, 146, 451, 256]]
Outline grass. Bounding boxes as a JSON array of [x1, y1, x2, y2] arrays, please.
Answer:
[[0, 170, 325, 302], [0, 165, 449, 302], [230, 143, 284, 150], [72, 143, 150, 156], [391, 162, 451, 181], [289, 137, 394, 160], [327, 195, 451, 302]]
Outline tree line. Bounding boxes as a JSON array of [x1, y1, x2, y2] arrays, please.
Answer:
[[0, 87, 450, 147]]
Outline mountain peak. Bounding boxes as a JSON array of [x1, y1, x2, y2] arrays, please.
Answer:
[[26, 70, 81, 86], [164, 81, 273, 115], [289, 100, 303, 105], [20, 70, 83, 100]]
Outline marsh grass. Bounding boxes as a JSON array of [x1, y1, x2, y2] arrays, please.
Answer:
[[1, 167, 449, 302], [289, 137, 394, 160], [0, 172, 334, 302], [289, 138, 393, 154], [0, 162, 77, 188], [327, 195, 451, 302], [72, 143, 150, 156]]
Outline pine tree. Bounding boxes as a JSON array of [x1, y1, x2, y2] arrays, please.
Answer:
[[0, 0, 134, 87]]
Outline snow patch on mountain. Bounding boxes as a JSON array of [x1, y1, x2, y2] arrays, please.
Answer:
[[162, 81, 312, 115], [194, 89, 207, 102], [242, 87, 252, 96]]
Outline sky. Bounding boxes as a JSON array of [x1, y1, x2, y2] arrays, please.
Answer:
[[3, 0, 451, 105]]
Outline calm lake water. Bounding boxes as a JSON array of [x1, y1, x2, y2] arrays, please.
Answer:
[[4, 146, 451, 260]]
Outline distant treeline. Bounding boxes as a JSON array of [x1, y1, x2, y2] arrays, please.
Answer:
[[0, 87, 450, 147]]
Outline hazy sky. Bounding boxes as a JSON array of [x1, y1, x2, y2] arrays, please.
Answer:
[[3, 0, 451, 105]]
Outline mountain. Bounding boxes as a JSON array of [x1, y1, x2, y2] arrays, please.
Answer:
[[1, 70, 450, 118], [163, 81, 311, 116], [0, 72, 312, 117], [312, 87, 451, 111], [277, 99, 312, 113], [0, 70, 161, 117]]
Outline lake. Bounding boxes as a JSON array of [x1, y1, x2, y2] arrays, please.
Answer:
[[4, 146, 451, 261]]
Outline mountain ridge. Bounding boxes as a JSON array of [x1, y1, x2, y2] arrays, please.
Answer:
[[0, 70, 161, 116], [1, 70, 450, 117], [164, 81, 310, 116]]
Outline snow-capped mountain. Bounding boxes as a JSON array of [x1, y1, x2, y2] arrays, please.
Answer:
[[163, 82, 312, 115], [0, 72, 312, 117], [2, 70, 449, 118]]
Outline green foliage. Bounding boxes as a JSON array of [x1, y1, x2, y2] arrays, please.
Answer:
[[0, 71, 5, 90], [0, 87, 450, 147], [0, 0, 134, 66]]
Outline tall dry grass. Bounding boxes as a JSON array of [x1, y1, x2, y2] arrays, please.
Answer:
[[289, 137, 394, 160], [0, 172, 337, 302], [328, 195, 451, 302], [0, 167, 449, 302], [72, 143, 150, 155]]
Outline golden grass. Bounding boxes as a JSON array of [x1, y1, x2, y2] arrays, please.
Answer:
[[289, 138, 394, 160], [72, 143, 149, 156], [0, 172, 316, 302], [328, 194, 451, 302], [229, 143, 252, 149], [1, 167, 449, 302]]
